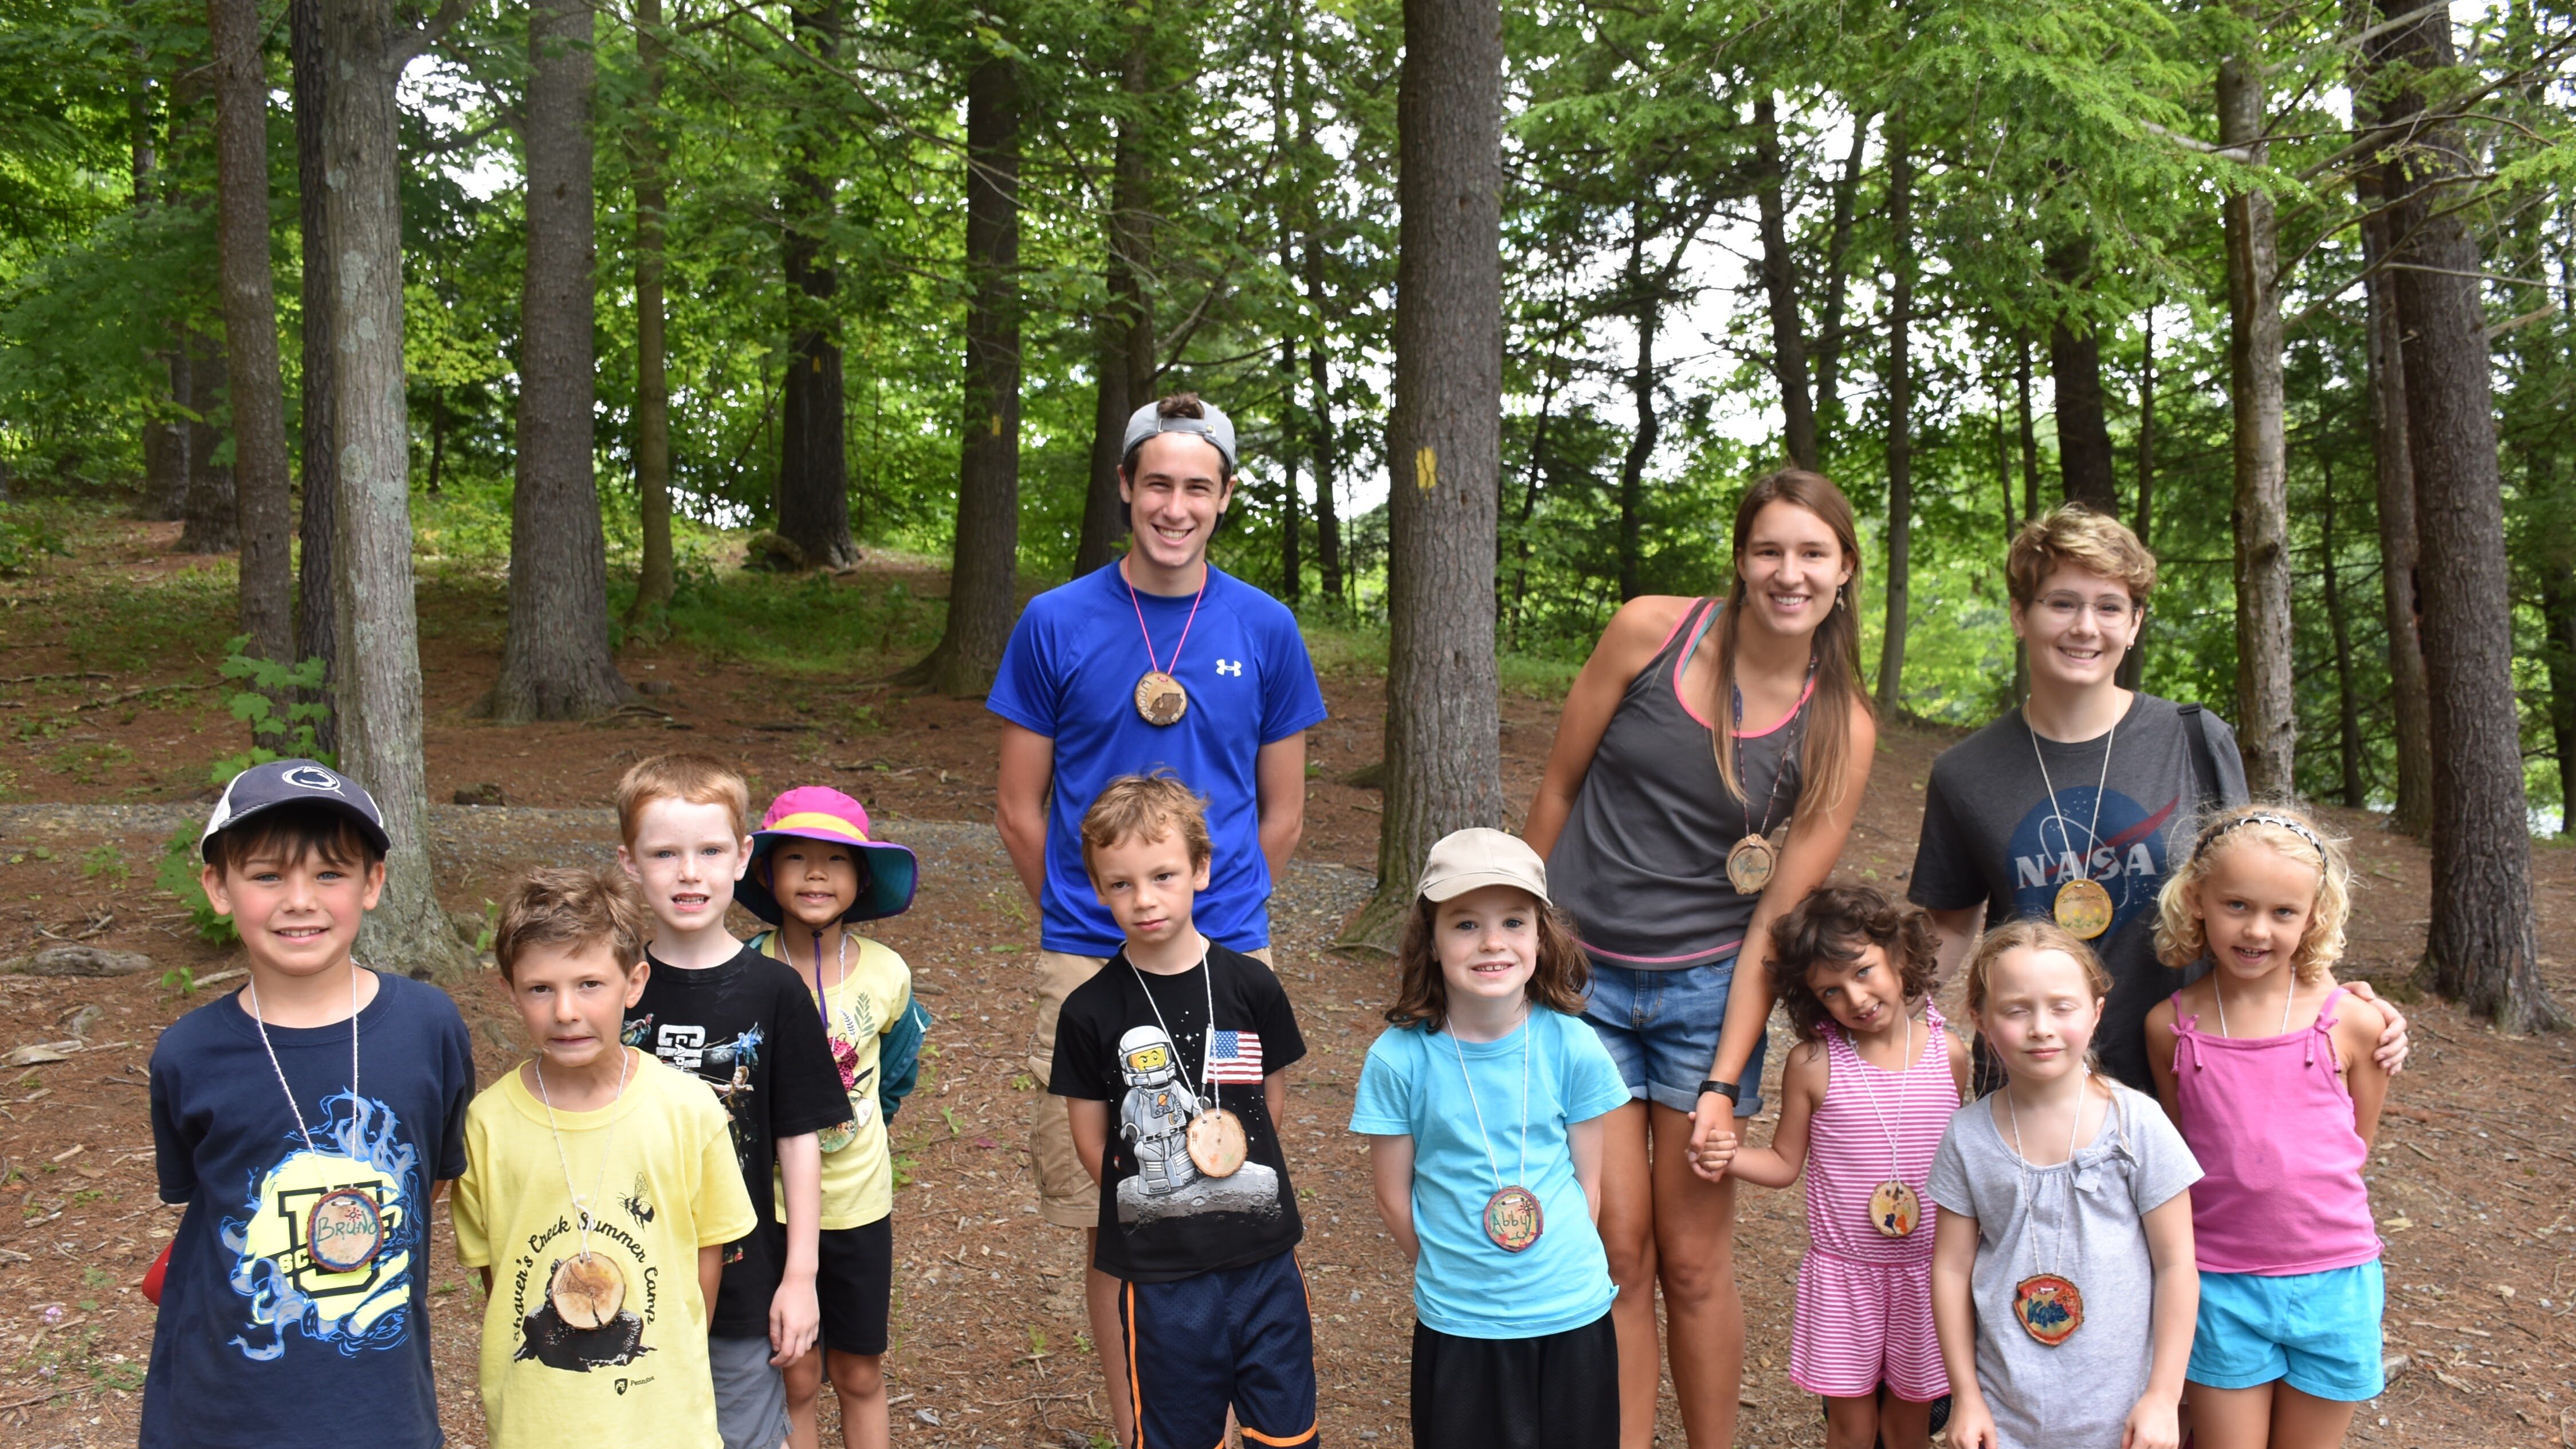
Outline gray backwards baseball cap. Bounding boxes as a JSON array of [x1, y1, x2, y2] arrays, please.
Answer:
[[199, 758, 392, 861], [1122, 396, 1237, 474]]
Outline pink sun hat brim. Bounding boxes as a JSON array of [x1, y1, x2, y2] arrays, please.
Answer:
[[741, 786, 918, 924]]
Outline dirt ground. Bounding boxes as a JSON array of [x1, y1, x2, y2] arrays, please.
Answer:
[[1, 521, 2572, 1447]]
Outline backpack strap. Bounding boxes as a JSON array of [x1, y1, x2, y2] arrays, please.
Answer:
[[2178, 704, 2224, 813]]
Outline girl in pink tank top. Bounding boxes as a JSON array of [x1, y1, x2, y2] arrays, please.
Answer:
[[2146, 804, 2392, 1449], [1701, 887, 1968, 1449]]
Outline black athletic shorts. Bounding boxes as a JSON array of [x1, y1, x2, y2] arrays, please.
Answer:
[[816, 1216, 893, 1357], [1117, 1250, 1317, 1449], [1410, 1309, 1617, 1449]]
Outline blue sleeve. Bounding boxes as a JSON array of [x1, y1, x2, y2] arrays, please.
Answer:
[[1349, 1031, 1415, 1135], [150, 1041, 194, 1204], [985, 598, 1061, 737], [436, 999, 475, 1181], [878, 999, 932, 1120], [1557, 1015, 1631, 1124], [1256, 606, 1328, 745]]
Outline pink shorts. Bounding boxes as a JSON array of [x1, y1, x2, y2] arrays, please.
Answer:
[[1787, 1249, 1948, 1403]]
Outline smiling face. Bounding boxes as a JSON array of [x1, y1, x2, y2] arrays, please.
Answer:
[[202, 846, 386, 983], [1735, 498, 1854, 640], [2192, 839, 2322, 989], [1807, 941, 1911, 1040], [1431, 885, 1541, 1015], [1087, 828, 1209, 947], [508, 938, 649, 1074], [1973, 945, 2104, 1086], [765, 841, 860, 930], [619, 796, 751, 934], [1120, 432, 1233, 576], [2012, 563, 2144, 694]]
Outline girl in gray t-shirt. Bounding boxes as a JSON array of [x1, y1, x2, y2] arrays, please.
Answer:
[[1927, 919, 2202, 1449]]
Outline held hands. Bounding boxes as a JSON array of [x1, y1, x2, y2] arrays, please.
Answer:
[[2121, 1391, 2181, 1449], [1686, 1098, 1737, 1183], [769, 1276, 820, 1366]]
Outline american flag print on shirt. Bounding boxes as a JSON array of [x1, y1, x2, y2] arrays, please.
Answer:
[[1205, 1029, 1265, 1084]]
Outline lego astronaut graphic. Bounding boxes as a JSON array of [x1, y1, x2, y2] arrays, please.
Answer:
[[1112, 1023, 1280, 1227]]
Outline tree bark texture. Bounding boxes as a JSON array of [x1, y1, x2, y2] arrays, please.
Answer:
[[776, 0, 856, 572], [146, 348, 191, 523], [2358, 170, 2432, 834], [2013, 333, 2037, 699], [1876, 123, 1914, 717], [290, 0, 337, 756], [178, 331, 239, 555], [1081, 309, 1129, 576], [494, 0, 631, 722], [2377, 3, 2561, 1031], [1616, 226, 1656, 602], [2542, 549, 2576, 837], [1078, 35, 1153, 577], [1304, 224, 1341, 603], [2219, 54, 2295, 799], [1349, 0, 1504, 941], [2045, 241, 2118, 512], [209, 0, 294, 664], [2321, 460, 2366, 808], [1811, 119, 1870, 429], [626, 0, 675, 620], [1753, 95, 1817, 471], [914, 46, 1021, 697], [321, 0, 462, 977]]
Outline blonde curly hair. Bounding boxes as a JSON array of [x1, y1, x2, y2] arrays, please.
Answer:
[[2152, 804, 2351, 984]]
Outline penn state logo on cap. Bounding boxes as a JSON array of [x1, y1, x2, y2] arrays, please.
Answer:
[[200, 758, 392, 861]]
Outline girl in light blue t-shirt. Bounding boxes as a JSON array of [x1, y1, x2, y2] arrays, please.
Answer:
[[1350, 829, 1631, 1449]]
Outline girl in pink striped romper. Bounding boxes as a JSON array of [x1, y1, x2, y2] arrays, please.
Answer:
[[1700, 886, 1969, 1449]]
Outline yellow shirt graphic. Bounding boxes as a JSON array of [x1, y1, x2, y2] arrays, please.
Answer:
[[453, 1050, 756, 1449], [760, 932, 911, 1228]]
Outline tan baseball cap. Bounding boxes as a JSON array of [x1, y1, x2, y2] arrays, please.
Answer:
[[1416, 827, 1552, 905]]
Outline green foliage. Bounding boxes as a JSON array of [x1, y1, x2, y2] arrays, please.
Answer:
[[157, 818, 233, 947], [0, 499, 68, 575], [210, 638, 332, 783]]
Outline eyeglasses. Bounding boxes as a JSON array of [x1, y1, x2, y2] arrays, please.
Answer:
[[2033, 594, 2139, 624]]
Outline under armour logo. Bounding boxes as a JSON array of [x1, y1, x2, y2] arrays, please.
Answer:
[[1214, 659, 1243, 677]]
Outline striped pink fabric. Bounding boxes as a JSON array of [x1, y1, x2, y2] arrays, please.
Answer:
[[1787, 1003, 1957, 1401]]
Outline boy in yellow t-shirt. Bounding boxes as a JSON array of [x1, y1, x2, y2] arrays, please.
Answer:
[[741, 787, 924, 1449], [454, 868, 757, 1449]]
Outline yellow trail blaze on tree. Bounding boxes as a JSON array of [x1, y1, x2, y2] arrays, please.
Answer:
[[1415, 445, 1436, 491]]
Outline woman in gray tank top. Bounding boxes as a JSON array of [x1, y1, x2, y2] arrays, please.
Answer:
[[1525, 469, 1880, 1449]]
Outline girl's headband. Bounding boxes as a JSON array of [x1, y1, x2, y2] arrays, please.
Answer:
[[2192, 810, 2329, 866]]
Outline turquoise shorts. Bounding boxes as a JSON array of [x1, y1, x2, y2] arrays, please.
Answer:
[[2187, 1260, 2385, 1401]]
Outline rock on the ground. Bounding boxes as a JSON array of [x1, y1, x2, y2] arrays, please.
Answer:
[[454, 783, 512, 807], [2, 944, 155, 977]]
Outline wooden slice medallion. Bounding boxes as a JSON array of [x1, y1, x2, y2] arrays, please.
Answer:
[[1868, 1180, 1921, 1239], [548, 1251, 628, 1330], [2052, 878, 2115, 940], [1185, 1109, 1247, 1178], [1483, 1185, 1544, 1253], [1725, 833, 1777, 896], [305, 1188, 385, 1274], [1134, 671, 1189, 727], [2012, 1272, 2084, 1347]]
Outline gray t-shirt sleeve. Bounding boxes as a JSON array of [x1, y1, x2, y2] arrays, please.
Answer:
[[1925, 1103, 1981, 1217], [2115, 1085, 2203, 1214], [2198, 709, 2252, 809], [1907, 759, 1986, 913]]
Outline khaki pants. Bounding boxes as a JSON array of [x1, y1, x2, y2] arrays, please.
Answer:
[[1027, 945, 1274, 1229]]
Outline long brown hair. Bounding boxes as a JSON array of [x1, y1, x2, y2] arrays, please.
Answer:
[[1707, 468, 1874, 824], [1768, 885, 1941, 1043], [1385, 890, 1590, 1034]]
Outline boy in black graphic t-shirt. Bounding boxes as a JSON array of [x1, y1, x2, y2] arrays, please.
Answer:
[[1051, 775, 1314, 1449]]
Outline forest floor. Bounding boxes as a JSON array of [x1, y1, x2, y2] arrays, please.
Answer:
[[0, 515, 2572, 1448]]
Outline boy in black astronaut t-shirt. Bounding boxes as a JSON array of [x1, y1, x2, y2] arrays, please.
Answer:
[[1050, 775, 1313, 1449]]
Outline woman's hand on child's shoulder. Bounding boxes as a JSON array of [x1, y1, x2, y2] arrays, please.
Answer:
[[2337, 978, 2410, 1075]]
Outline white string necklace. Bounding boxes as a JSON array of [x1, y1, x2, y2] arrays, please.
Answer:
[[1450, 1003, 1543, 1252], [2213, 972, 2296, 1040], [246, 965, 388, 1273], [2025, 698, 2119, 939], [245, 964, 360, 1160], [536, 1046, 634, 1259], [2002, 1067, 2091, 1346], [1133, 952, 1250, 1178], [1846, 1002, 1923, 1236]]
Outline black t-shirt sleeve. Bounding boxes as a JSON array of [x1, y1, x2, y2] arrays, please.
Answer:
[[768, 972, 854, 1140], [434, 1000, 475, 1181], [1907, 756, 1985, 913], [1049, 980, 1110, 1101], [149, 1045, 194, 1204], [1252, 967, 1307, 1075]]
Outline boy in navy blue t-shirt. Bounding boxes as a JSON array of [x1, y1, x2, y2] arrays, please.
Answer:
[[143, 760, 477, 1449]]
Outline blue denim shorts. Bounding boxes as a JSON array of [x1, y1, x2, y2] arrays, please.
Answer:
[[1581, 955, 1769, 1117], [2188, 1260, 2385, 1401]]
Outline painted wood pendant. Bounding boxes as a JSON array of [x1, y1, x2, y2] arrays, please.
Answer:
[[1185, 1108, 1247, 1178], [548, 1251, 627, 1330], [2052, 877, 2114, 940], [1483, 1185, 1544, 1253], [305, 1187, 385, 1274], [1868, 1180, 1921, 1239], [2012, 1271, 2084, 1346], [1134, 671, 1189, 727], [1725, 833, 1778, 895]]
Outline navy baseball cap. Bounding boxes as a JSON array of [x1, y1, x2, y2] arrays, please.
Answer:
[[1122, 396, 1236, 474], [199, 759, 392, 861]]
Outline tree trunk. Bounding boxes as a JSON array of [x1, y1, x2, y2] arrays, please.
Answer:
[[1078, 32, 1152, 577], [178, 332, 239, 555], [1304, 224, 1341, 604], [2377, 1, 2561, 1031], [1811, 118, 1871, 433], [1079, 310, 1130, 576], [209, 0, 294, 664], [1753, 95, 1817, 471], [146, 349, 191, 523], [1616, 225, 1656, 602], [2013, 333, 2038, 699], [2220, 53, 2294, 798], [626, 0, 675, 622], [290, 0, 337, 756], [2118, 307, 2155, 691], [2321, 457, 2366, 808], [2357, 165, 2432, 834], [323, 0, 463, 978], [2046, 241, 2118, 511], [1876, 120, 1914, 717], [1343, 0, 1504, 948], [2542, 547, 2576, 837], [775, 0, 856, 572], [1508, 359, 1559, 649], [492, 0, 631, 722], [909, 41, 1021, 697], [1278, 331, 1301, 603]]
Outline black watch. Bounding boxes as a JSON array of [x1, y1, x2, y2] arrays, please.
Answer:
[[1697, 1079, 1740, 1104]]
